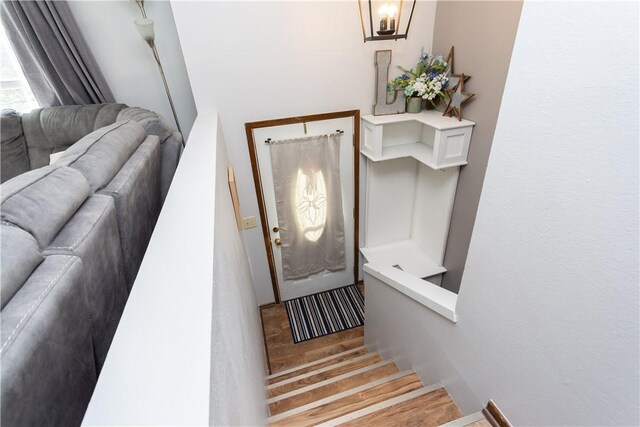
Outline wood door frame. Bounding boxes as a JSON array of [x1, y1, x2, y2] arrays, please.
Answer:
[[245, 110, 361, 304]]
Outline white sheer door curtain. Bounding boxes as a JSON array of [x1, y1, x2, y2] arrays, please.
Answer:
[[269, 133, 346, 281]]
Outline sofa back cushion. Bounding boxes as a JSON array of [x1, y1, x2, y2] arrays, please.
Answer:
[[99, 135, 161, 289], [56, 120, 147, 193], [0, 226, 43, 310], [22, 104, 126, 169], [1, 110, 30, 183], [116, 107, 176, 143], [1, 166, 90, 248], [1, 254, 96, 427], [117, 107, 183, 203]]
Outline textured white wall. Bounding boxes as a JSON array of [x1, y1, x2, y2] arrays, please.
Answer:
[[68, 0, 197, 138], [210, 123, 269, 426], [171, 0, 438, 304], [365, 1, 639, 425]]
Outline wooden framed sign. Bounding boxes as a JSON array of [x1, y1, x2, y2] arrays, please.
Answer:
[[227, 165, 243, 230]]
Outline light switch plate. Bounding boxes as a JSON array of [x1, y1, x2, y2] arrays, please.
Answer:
[[242, 216, 257, 229]]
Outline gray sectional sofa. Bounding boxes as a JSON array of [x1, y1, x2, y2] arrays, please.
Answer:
[[1, 103, 182, 200], [0, 105, 182, 426]]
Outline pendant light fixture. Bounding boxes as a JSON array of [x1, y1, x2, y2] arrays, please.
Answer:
[[358, 0, 417, 42]]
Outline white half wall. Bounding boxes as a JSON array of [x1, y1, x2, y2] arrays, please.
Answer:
[[365, 1, 639, 425], [171, 0, 438, 304], [83, 113, 268, 425], [68, 0, 197, 138]]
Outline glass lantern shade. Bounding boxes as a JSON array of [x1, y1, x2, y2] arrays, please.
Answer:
[[134, 18, 155, 43], [357, 0, 416, 42]]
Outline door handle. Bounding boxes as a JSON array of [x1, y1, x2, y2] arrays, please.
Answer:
[[274, 238, 281, 246]]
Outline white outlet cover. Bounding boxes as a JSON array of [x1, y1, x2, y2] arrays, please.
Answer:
[[242, 216, 257, 229]]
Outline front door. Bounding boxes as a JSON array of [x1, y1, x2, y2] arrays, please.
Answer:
[[248, 113, 358, 302]]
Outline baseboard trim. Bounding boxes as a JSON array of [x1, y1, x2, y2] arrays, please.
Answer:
[[483, 400, 512, 427], [259, 307, 273, 375], [259, 302, 277, 310]]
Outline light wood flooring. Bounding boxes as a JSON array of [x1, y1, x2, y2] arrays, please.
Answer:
[[261, 284, 366, 375], [261, 303, 365, 375], [259, 287, 489, 426]]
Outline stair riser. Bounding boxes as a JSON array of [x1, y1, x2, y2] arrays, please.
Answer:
[[268, 355, 383, 398], [268, 348, 369, 384], [333, 387, 461, 427], [268, 353, 379, 390], [268, 361, 398, 413], [270, 374, 423, 427]]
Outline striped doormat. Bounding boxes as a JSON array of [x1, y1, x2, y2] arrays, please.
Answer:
[[284, 285, 365, 343]]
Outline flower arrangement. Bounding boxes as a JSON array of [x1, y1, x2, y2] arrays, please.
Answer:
[[389, 50, 450, 107]]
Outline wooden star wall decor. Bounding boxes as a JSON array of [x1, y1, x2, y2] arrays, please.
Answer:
[[445, 46, 471, 91], [443, 73, 475, 121]]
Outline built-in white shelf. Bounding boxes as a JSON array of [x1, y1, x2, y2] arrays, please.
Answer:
[[361, 110, 474, 169], [360, 110, 474, 322], [362, 110, 475, 129], [360, 239, 446, 279], [362, 140, 439, 168]]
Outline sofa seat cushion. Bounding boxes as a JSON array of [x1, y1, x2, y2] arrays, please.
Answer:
[[0, 226, 43, 310], [1, 166, 90, 249], [56, 120, 147, 193], [1, 109, 30, 183], [99, 135, 161, 290], [44, 194, 127, 370], [1, 255, 96, 427], [21, 104, 127, 169]]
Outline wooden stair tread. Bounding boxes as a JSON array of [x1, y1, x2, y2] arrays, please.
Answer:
[[268, 348, 370, 384], [270, 373, 422, 427], [439, 411, 488, 427], [269, 354, 382, 398], [466, 420, 491, 427], [337, 388, 462, 427], [300, 336, 365, 366], [269, 334, 365, 375], [269, 363, 399, 415]]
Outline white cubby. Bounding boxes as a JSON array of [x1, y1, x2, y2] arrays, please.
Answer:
[[361, 110, 474, 170], [360, 110, 474, 316], [361, 157, 460, 279]]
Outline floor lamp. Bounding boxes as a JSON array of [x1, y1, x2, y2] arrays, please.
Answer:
[[133, 1, 184, 145]]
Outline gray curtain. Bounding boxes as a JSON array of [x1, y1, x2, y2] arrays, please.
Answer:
[[269, 133, 346, 281], [1, 0, 115, 107]]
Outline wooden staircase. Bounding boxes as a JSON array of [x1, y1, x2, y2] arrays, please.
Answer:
[[266, 345, 491, 427]]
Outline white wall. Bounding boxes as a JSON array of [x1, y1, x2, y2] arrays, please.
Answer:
[[210, 123, 269, 426], [171, 0, 438, 304], [68, 0, 197, 138], [365, 1, 639, 425], [83, 113, 268, 425]]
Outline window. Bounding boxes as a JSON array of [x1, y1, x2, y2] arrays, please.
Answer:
[[0, 23, 38, 112]]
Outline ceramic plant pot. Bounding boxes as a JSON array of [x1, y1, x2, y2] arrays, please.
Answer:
[[406, 97, 422, 113]]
